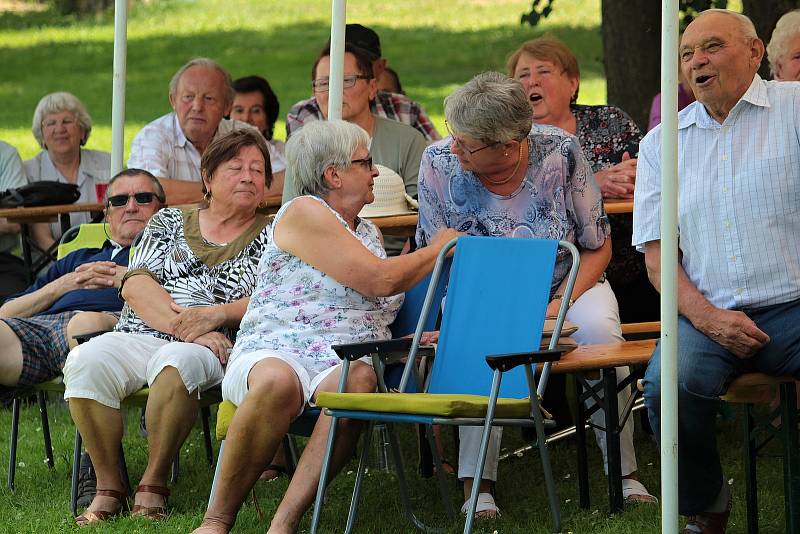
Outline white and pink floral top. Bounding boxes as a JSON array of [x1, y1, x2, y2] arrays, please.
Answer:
[[229, 196, 403, 378]]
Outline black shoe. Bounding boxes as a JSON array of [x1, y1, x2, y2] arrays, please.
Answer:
[[76, 452, 96, 509]]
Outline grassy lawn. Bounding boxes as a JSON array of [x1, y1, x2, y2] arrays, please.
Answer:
[[0, 397, 788, 533], [0, 0, 608, 161]]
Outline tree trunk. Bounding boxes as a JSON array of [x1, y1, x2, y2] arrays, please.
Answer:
[[742, 0, 800, 78], [601, 0, 662, 132]]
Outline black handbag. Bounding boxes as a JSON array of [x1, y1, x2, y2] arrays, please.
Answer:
[[0, 181, 81, 208]]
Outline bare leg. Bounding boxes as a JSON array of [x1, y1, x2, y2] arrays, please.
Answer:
[[135, 366, 199, 509], [0, 321, 23, 386], [194, 359, 304, 534], [69, 398, 126, 513], [65, 312, 118, 350], [267, 361, 377, 534]]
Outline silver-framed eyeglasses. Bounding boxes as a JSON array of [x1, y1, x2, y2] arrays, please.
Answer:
[[312, 75, 371, 93], [444, 120, 498, 155]]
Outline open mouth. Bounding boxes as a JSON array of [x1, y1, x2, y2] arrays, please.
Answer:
[[694, 74, 715, 87], [529, 93, 543, 103]]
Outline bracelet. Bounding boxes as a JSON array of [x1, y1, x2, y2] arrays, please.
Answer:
[[552, 294, 574, 308]]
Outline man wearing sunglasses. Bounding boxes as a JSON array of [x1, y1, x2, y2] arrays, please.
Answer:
[[0, 168, 164, 403]]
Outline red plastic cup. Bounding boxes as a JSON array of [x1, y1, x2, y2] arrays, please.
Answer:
[[95, 183, 109, 203]]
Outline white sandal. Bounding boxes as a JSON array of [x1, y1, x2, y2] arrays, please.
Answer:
[[461, 492, 501, 519], [622, 478, 658, 504]]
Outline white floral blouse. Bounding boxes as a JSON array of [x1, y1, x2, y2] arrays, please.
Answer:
[[230, 196, 404, 378]]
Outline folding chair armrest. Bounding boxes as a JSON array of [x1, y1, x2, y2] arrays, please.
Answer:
[[72, 329, 112, 345], [485, 348, 564, 372], [331, 338, 413, 361]]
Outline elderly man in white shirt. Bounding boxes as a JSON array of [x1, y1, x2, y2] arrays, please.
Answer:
[[633, 9, 800, 534], [128, 58, 283, 204]]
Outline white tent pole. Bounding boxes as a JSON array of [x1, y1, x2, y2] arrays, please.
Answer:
[[327, 0, 346, 121], [659, 1, 679, 533], [110, 0, 128, 176]]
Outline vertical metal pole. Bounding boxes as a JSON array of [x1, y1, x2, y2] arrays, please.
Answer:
[[327, 0, 346, 121], [110, 0, 128, 176], [659, 1, 680, 532]]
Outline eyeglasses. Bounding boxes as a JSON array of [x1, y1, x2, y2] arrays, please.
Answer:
[[312, 75, 372, 93], [444, 121, 498, 155], [107, 192, 159, 207], [351, 156, 374, 170], [42, 116, 77, 129]]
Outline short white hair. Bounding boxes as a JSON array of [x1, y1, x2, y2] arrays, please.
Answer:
[[285, 120, 370, 198], [31, 92, 92, 149], [696, 9, 758, 41], [767, 9, 800, 77], [168, 57, 235, 106]]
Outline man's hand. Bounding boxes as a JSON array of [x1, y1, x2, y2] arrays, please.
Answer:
[[59, 261, 122, 291], [700, 308, 770, 359], [594, 152, 637, 199], [169, 303, 226, 342], [193, 331, 232, 364]]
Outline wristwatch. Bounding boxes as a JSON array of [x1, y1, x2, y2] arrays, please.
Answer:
[[552, 294, 574, 308]]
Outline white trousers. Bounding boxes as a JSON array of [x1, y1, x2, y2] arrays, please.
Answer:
[[458, 280, 638, 481], [63, 331, 224, 409]]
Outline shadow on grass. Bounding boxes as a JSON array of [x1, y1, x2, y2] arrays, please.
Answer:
[[0, 21, 602, 131]]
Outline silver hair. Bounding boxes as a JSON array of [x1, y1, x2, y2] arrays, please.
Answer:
[[767, 9, 800, 77], [285, 120, 370, 198], [31, 92, 92, 149], [168, 57, 235, 106], [696, 9, 758, 41], [443, 71, 532, 145]]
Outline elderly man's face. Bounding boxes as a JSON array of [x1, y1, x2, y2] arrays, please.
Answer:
[[775, 33, 800, 81], [105, 174, 162, 246], [680, 12, 763, 121], [170, 66, 231, 150]]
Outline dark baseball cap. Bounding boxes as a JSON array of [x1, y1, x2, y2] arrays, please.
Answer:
[[325, 23, 382, 61]]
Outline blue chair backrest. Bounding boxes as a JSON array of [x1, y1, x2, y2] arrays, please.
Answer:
[[390, 257, 452, 338], [427, 236, 557, 399]]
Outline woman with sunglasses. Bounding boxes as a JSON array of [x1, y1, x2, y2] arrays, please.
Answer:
[[62, 129, 272, 525], [24, 92, 111, 251], [414, 71, 651, 517], [193, 120, 459, 534]]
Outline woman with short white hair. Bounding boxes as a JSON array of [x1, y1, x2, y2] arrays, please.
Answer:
[[193, 120, 459, 534], [24, 92, 111, 250], [767, 9, 800, 81]]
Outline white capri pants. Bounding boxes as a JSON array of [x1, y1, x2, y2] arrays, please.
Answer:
[[63, 331, 225, 409], [458, 280, 637, 481]]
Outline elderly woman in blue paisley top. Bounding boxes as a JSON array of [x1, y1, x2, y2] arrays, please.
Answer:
[[193, 120, 459, 534], [415, 71, 653, 517], [62, 129, 272, 526]]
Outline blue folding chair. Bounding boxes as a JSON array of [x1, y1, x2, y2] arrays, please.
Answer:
[[311, 236, 579, 534]]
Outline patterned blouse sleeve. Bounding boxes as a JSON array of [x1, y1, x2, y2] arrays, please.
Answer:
[[565, 137, 610, 250], [415, 145, 448, 248], [122, 209, 177, 285]]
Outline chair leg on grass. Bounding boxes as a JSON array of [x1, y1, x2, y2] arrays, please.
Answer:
[[386, 422, 445, 533], [533, 394, 561, 533], [742, 404, 758, 534], [310, 413, 340, 534], [602, 367, 624, 514], [7, 397, 20, 492], [207, 440, 225, 508], [71, 430, 82, 516], [575, 375, 590, 510], [780, 383, 800, 534], [201, 406, 214, 466], [344, 422, 374, 534], [37, 391, 54, 469], [426, 425, 456, 519], [171, 452, 180, 484]]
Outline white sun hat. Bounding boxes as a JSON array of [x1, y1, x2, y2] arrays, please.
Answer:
[[358, 164, 418, 218]]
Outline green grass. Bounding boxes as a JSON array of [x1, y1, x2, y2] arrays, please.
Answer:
[[0, 398, 788, 533], [0, 0, 607, 161]]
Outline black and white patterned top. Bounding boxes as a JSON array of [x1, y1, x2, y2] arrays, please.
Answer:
[[115, 207, 270, 342]]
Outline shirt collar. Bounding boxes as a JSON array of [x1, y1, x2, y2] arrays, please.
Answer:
[[679, 74, 767, 130], [106, 238, 126, 260], [172, 112, 188, 149]]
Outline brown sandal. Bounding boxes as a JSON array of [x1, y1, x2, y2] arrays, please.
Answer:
[[131, 484, 170, 520], [75, 488, 128, 526]]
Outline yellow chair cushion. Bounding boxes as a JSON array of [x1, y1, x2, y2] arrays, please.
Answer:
[[216, 400, 237, 440], [315, 392, 532, 419]]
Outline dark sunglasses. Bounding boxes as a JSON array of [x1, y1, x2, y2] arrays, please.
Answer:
[[351, 156, 374, 170], [107, 192, 159, 207]]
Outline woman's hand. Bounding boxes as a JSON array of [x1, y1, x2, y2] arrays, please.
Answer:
[[428, 228, 463, 256], [593, 152, 637, 199], [169, 303, 226, 342], [193, 331, 232, 364]]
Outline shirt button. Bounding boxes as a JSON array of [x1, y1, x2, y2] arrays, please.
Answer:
[[725, 221, 731, 228], [736, 288, 743, 295], [721, 154, 729, 161], [723, 187, 729, 193], [730, 256, 737, 262]]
